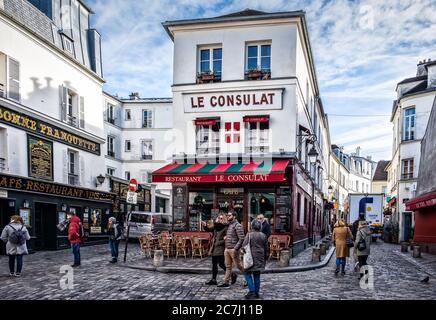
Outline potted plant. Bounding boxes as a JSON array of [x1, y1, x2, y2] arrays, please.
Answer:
[[247, 66, 263, 79], [197, 70, 215, 83]]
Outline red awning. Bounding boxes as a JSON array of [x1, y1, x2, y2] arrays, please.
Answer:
[[152, 159, 290, 183], [194, 118, 219, 126], [405, 191, 436, 211], [388, 197, 396, 206], [243, 115, 270, 123]]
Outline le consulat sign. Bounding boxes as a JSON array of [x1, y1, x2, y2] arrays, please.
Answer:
[[0, 104, 100, 155]]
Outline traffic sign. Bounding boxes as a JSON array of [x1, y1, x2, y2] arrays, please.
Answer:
[[128, 179, 138, 191], [126, 191, 137, 204]]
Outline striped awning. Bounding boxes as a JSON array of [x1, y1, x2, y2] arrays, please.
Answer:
[[152, 159, 290, 183]]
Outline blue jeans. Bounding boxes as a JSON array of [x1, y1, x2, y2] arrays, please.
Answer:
[[8, 254, 23, 274], [72, 244, 81, 265], [336, 257, 346, 268], [244, 271, 261, 294], [109, 239, 120, 259]]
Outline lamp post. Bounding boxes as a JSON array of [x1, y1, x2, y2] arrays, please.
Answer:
[[308, 145, 319, 245], [95, 174, 106, 187]]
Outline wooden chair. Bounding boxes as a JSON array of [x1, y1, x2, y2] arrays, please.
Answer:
[[139, 235, 154, 258], [175, 237, 188, 259], [158, 234, 172, 257], [269, 236, 281, 260], [191, 236, 204, 259]]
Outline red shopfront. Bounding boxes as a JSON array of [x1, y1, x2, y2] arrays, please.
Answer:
[[406, 191, 436, 254], [152, 158, 294, 236]]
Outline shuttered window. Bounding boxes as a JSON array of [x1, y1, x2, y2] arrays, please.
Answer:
[[8, 58, 20, 102], [79, 97, 85, 129]]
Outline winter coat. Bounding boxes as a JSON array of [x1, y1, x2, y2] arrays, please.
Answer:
[[352, 219, 365, 240], [68, 216, 82, 244], [108, 223, 124, 241], [333, 226, 353, 258], [354, 226, 371, 256], [1, 223, 31, 255], [208, 224, 228, 256], [260, 220, 272, 238], [242, 231, 268, 272], [225, 220, 245, 251]]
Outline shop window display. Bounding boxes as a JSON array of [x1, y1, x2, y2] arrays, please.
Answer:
[[248, 192, 274, 230], [188, 192, 213, 231]]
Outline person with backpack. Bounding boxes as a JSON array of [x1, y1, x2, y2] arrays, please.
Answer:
[[108, 217, 123, 263], [1, 215, 31, 277], [67, 212, 82, 267], [354, 220, 371, 280], [241, 220, 268, 299]]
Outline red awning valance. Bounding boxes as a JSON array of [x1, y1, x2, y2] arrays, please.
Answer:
[[388, 197, 396, 206], [405, 191, 436, 211], [194, 118, 219, 126], [243, 115, 270, 123]]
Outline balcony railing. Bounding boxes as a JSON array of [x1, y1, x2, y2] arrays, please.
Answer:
[[0, 157, 6, 172], [402, 173, 414, 180], [0, 83, 5, 98], [67, 115, 77, 127], [107, 117, 116, 125], [68, 173, 79, 186], [107, 150, 115, 158], [142, 154, 153, 160]]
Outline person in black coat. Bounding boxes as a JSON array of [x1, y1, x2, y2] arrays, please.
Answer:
[[352, 213, 366, 240], [256, 214, 272, 239]]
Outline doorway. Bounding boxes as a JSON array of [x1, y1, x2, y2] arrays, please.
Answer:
[[403, 212, 412, 242], [0, 199, 16, 255], [34, 202, 57, 250]]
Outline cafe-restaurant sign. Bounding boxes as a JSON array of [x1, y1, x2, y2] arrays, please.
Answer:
[[0, 104, 100, 155], [183, 89, 284, 113], [27, 135, 53, 181], [153, 173, 286, 183], [0, 173, 115, 202]]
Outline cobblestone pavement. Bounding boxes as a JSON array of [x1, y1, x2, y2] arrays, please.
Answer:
[[0, 240, 435, 300]]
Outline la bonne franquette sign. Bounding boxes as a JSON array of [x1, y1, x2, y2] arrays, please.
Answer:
[[183, 89, 284, 113]]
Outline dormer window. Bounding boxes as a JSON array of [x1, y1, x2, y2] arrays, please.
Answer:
[[62, 35, 74, 55]]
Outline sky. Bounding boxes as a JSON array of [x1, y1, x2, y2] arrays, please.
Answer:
[[87, 0, 436, 162]]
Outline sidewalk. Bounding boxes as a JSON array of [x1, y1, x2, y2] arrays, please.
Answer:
[[393, 246, 436, 279], [120, 237, 335, 274]]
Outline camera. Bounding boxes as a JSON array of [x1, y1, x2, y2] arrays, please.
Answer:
[[57, 219, 70, 232]]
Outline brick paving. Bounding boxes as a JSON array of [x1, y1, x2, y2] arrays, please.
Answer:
[[0, 240, 435, 300]]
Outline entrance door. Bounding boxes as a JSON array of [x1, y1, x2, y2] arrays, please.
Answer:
[[0, 199, 15, 255], [217, 195, 245, 226], [403, 212, 412, 242], [34, 202, 57, 250]]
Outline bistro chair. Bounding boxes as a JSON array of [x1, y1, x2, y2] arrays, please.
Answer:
[[175, 236, 188, 259], [139, 235, 153, 258], [158, 234, 172, 257], [269, 236, 281, 260], [191, 236, 204, 259]]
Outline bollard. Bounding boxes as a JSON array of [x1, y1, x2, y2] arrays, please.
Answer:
[[279, 250, 291, 267], [319, 243, 327, 255], [153, 250, 164, 267], [412, 246, 421, 258], [323, 240, 330, 250], [312, 247, 321, 262], [401, 242, 409, 253]]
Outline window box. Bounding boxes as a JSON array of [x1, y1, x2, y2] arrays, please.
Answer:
[[142, 154, 153, 160], [197, 71, 216, 84], [246, 69, 270, 80]]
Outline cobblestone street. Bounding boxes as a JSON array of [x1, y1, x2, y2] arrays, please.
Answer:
[[0, 240, 435, 300]]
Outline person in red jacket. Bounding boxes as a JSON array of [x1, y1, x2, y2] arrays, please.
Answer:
[[67, 213, 82, 267]]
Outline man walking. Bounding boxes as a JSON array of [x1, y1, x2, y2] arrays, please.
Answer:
[[352, 213, 366, 240], [257, 214, 272, 238], [67, 212, 82, 267], [218, 211, 245, 288]]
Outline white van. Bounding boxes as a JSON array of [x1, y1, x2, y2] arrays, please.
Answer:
[[124, 212, 172, 239]]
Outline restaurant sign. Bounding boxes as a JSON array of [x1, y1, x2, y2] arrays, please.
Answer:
[[153, 173, 286, 183], [0, 173, 115, 202], [0, 104, 100, 155], [184, 89, 283, 113], [27, 135, 53, 181]]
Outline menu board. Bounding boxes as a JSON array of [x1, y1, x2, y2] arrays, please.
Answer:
[[173, 185, 187, 231], [27, 135, 53, 181], [275, 186, 291, 232], [275, 215, 290, 232], [174, 207, 186, 231]]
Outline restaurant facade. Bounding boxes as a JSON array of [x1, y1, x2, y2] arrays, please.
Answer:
[[153, 9, 332, 255]]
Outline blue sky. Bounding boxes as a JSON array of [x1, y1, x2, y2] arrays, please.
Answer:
[[87, 0, 436, 161]]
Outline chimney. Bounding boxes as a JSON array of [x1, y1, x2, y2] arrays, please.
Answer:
[[129, 92, 140, 100], [416, 60, 428, 77], [426, 59, 436, 88], [356, 146, 361, 157]]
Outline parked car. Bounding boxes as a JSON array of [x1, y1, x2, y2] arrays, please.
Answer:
[[124, 212, 172, 239]]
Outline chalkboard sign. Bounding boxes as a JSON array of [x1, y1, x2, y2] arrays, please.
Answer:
[[174, 185, 187, 206], [27, 135, 53, 181], [275, 186, 291, 233], [173, 185, 188, 231], [275, 215, 290, 232], [173, 207, 186, 231]]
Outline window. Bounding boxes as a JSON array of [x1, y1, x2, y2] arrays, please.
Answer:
[[68, 151, 79, 185], [125, 109, 131, 121], [246, 43, 271, 73], [304, 198, 308, 224], [196, 123, 220, 155], [125, 171, 130, 181], [356, 181, 358, 192], [382, 186, 387, 196], [147, 171, 152, 184], [245, 121, 269, 153], [125, 140, 131, 152], [106, 103, 115, 124], [7, 57, 20, 102], [199, 47, 222, 80], [62, 35, 74, 55], [402, 159, 414, 179], [224, 122, 240, 144], [142, 109, 153, 128], [107, 136, 115, 157], [403, 108, 416, 141], [61, 86, 84, 128], [297, 193, 301, 223], [141, 140, 153, 160], [107, 167, 115, 176]]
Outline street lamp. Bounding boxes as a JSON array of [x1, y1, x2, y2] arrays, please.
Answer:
[[308, 146, 319, 245], [95, 174, 106, 187]]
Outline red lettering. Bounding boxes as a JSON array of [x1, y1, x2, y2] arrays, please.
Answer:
[[236, 95, 242, 105], [198, 97, 205, 108], [268, 93, 275, 104], [243, 95, 250, 105], [260, 93, 269, 104], [227, 95, 234, 106], [253, 94, 260, 105], [218, 96, 225, 107], [191, 97, 198, 108], [210, 96, 217, 107]]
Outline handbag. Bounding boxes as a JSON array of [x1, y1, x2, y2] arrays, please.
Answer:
[[346, 228, 354, 248], [357, 230, 367, 251], [243, 233, 254, 270]]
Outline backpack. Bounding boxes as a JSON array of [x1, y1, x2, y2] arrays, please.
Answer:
[[357, 230, 367, 251], [78, 222, 85, 239], [8, 224, 26, 246]]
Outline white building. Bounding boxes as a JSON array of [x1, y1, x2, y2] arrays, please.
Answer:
[[0, 0, 113, 251], [153, 9, 331, 254], [103, 92, 172, 214], [387, 59, 436, 242]]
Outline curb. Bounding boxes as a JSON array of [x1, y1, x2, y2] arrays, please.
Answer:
[[120, 247, 336, 274], [393, 250, 436, 278]]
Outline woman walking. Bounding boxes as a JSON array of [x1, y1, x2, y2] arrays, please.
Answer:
[[354, 220, 371, 279], [205, 214, 230, 285], [332, 219, 353, 275], [1, 215, 31, 277], [108, 217, 124, 263], [242, 220, 268, 299]]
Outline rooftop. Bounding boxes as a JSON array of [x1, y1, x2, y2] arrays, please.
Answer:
[[372, 160, 389, 181]]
